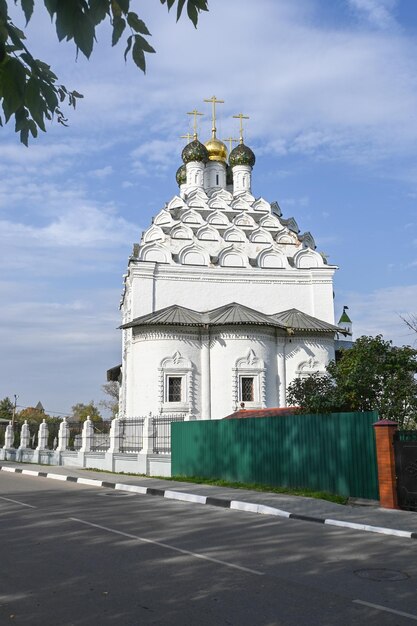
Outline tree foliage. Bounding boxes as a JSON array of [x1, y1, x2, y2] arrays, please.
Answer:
[[0, 0, 208, 145], [287, 335, 417, 429], [100, 381, 119, 417], [70, 401, 102, 422], [17, 405, 50, 423], [0, 396, 14, 420]]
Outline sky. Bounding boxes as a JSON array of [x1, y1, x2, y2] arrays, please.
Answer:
[[1, 0, 417, 417]]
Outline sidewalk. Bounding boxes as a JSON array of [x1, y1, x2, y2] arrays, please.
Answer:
[[1, 460, 416, 539]]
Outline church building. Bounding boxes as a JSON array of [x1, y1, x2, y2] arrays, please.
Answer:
[[115, 98, 347, 421]]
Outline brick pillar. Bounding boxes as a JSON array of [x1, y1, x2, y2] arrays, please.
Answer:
[[373, 419, 399, 509]]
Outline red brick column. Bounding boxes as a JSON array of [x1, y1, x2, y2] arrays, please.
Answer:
[[373, 419, 399, 509]]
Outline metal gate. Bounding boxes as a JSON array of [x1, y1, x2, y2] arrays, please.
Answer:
[[394, 430, 417, 511]]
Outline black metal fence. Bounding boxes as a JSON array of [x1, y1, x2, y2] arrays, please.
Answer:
[[68, 422, 83, 451], [90, 420, 112, 451], [394, 430, 417, 511], [153, 414, 185, 454], [119, 417, 144, 452]]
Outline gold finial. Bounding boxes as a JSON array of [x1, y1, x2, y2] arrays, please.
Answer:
[[222, 137, 239, 153], [180, 133, 193, 143], [204, 95, 224, 138], [187, 109, 204, 139], [233, 112, 249, 144]]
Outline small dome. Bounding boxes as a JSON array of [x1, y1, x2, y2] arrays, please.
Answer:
[[182, 139, 209, 164], [226, 163, 233, 186], [229, 142, 256, 168], [176, 164, 186, 186], [205, 137, 228, 163]]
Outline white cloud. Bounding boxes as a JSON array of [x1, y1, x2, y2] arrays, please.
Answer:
[[348, 0, 398, 30]]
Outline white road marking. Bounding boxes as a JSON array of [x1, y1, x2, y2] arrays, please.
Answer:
[[46, 473, 69, 481], [76, 478, 102, 487], [230, 500, 291, 517], [164, 490, 207, 504], [114, 483, 147, 494], [353, 600, 417, 621], [325, 518, 412, 538], [69, 517, 265, 576], [0, 495, 36, 508]]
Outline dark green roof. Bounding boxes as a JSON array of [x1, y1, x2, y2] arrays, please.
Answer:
[[121, 303, 347, 334], [339, 310, 352, 323]]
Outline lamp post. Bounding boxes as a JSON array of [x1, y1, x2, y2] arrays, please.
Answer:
[[12, 394, 18, 426]]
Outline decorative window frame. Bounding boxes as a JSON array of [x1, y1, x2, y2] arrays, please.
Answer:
[[158, 351, 193, 414], [232, 349, 266, 410]]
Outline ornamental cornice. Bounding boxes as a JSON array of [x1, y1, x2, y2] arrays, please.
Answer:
[[133, 330, 200, 342]]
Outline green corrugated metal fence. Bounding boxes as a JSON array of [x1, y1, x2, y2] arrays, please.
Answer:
[[171, 411, 379, 499]]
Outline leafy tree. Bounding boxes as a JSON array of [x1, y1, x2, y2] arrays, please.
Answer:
[[0, 396, 14, 420], [287, 335, 417, 428], [17, 405, 50, 422], [0, 0, 208, 145], [100, 381, 119, 417], [287, 372, 341, 415], [70, 401, 102, 423]]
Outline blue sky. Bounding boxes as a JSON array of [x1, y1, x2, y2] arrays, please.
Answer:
[[1, 0, 417, 417]]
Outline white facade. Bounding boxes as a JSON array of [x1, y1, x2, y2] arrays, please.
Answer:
[[117, 137, 340, 420]]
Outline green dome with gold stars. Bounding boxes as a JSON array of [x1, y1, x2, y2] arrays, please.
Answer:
[[229, 142, 256, 168], [182, 139, 209, 164], [176, 164, 187, 186]]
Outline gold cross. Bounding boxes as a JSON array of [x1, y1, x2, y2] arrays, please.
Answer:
[[233, 112, 249, 143], [222, 136, 239, 153], [204, 95, 224, 138], [180, 133, 193, 143], [187, 109, 204, 139]]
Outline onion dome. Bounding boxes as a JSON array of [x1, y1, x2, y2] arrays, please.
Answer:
[[182, 138, 209, 164], [226, 163, 233, 186], [229, 142, 256, 168], [176, 164, 186, 186], [205, 137, 228, 163]]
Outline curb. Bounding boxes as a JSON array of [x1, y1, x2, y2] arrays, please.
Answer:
[[1, 465, 416, 540]]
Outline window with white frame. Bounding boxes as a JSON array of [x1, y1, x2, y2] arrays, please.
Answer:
[[233, 349, 266, 410], [159, 351, 192, 413]]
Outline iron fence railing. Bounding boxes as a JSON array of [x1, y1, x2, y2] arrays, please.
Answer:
[[153, 414, 185, 454], [119, 417, 144, 453], [68, 422, 83, 451], [90, 420, 112, 451]]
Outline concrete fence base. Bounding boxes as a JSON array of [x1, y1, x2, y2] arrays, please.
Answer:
[[0, 447, 171, 477]]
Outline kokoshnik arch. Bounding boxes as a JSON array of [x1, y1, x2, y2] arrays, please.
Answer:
[[109, 97, 349, 421]]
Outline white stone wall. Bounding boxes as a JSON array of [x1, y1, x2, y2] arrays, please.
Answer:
[[127, 263, 336, 324]]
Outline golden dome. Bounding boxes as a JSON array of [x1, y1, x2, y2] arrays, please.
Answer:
[[204, 137, 228, 162]]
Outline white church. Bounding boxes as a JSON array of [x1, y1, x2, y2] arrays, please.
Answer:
[[111, 99, 348, 421]]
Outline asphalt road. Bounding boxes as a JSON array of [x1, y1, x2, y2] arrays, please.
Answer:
[[0, 472, 416, 625]]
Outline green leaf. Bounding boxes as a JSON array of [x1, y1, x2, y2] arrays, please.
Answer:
[[126, 12, 151, 35], [132, 38, 145, 72], [114, 0, 130, 13], [44, 0, 58, 20], [0, 56, 26, 121], [176, 0, 186, 21], [133, 33, 155, 54], [124, 34, 132, 61], [74, 14, 95, 57], [187, 2, 198, 28], [111, 15, 125, 46], [21, 0, 35, 24], [88, 0, 109, 24]]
